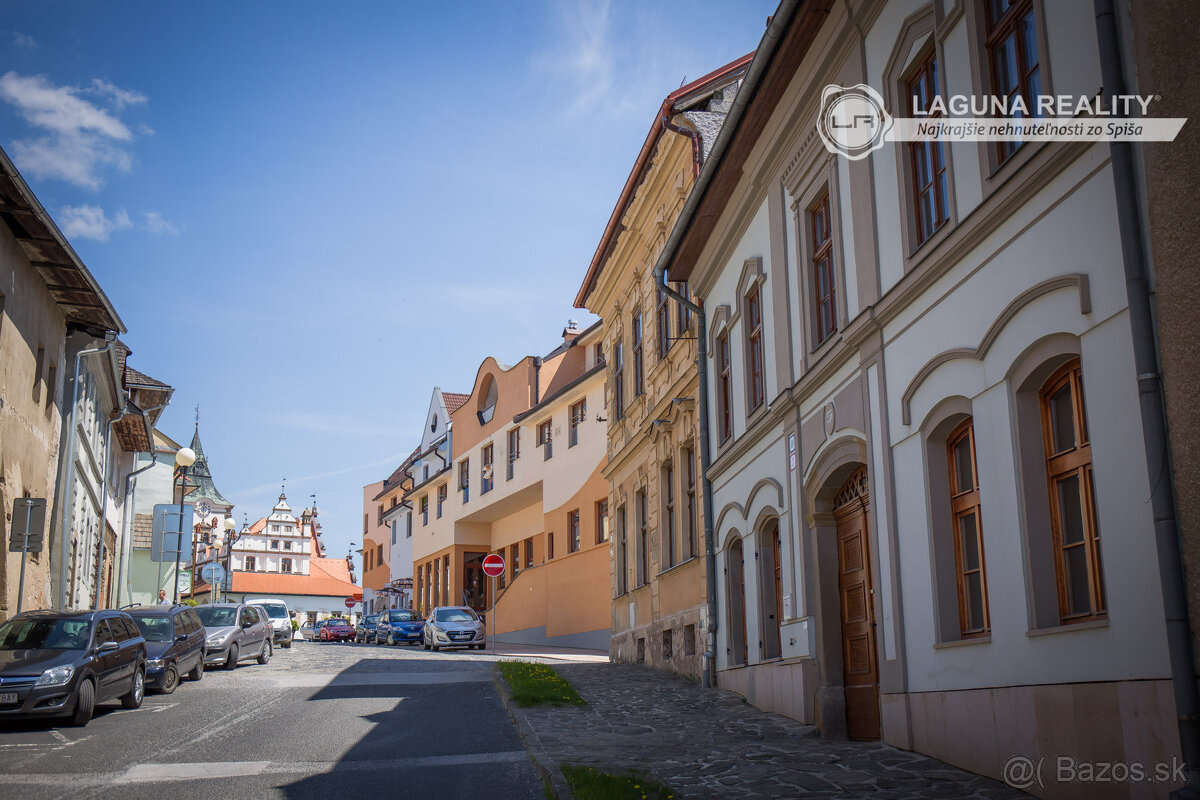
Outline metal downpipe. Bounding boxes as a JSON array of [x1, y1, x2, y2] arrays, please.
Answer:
[[1094, 0, 1200, 792]]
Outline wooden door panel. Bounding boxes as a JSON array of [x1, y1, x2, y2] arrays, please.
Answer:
[[835, 472, 880, 741]]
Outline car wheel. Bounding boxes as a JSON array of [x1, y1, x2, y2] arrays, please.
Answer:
[[71, 679, 95, 727], [159, 663, 179, 695], [257, 639, 272, 665], [423, 637, 430, 651], [225, 643, 240, 670], [188, 657, 204, 682], [121, 668, 145, 709]]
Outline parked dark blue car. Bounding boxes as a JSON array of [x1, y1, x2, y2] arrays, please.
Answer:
[[355, 614, 381, 644], [376, 608, 425, 646], [126, 605, 206, 694]]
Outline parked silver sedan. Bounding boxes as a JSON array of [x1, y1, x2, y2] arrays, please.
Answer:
[[422, 606, 486, 651]]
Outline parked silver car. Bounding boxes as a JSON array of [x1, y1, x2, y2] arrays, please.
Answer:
[[423, 606, 485, 651], [195, 603, 273, 669]]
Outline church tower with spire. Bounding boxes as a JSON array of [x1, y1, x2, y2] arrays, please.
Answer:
[[184, 418, 234, 529]]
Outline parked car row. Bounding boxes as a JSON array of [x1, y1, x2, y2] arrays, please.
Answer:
[[0, 598, 289, 728], [317, 606, 484, 651]]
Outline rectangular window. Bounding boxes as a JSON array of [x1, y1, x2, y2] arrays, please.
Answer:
[[459, 459, 470, 503], [436, 483, 447, 518], [391, 524, 397, 546], [481, 443, 494, 494], [511, 543, 521, 582], [683, 447, 696, 560], [547, 531, 555, 560], [507, 428, 520, 480], [406, 513, 412, 538], [810, 191, 837, 345], [364, 514, 368, 534], [675, 281, 692, 334], [908, 48, 949, 245], [32, 345, 44, 404], [569, 399, 586, 447], [636, 489, 648, 587], [613, 341, 625, 421], [420, 495, 429, 525], [632, 310, 644, 397], [497, 551, 506, 590], [662, 462, 676, 569], [617, 504, 628, 595], [281, 558, 292, 574], [245, 556, 256, 571], [593, 342, 603, 365], [525, 537, 533, 567], [1041, 359, 1104, 622], [746, 286, 765, 411], [656, 287, 670, 359], [538, 419, 553, 460], [717, 330, 733, 443], [568, 510, 581, 553], [948, 419, 989, 637], [596, 499, 609, 544], [284, 541, 292, 551], [271, 540, 280, 550], [986, 0, 1042, 163]]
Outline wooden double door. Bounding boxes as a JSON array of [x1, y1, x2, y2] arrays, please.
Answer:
[[833, 466, 880, 741]]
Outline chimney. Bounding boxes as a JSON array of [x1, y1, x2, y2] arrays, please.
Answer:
[[562, 319, 581, 344]]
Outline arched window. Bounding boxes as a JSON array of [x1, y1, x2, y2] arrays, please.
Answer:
[[758, 520, 782, 660], [477, 376, 497, 425], [726, 538, 748, 666], [947, 418, 988, 637], [1040, 358, 1104, 622]]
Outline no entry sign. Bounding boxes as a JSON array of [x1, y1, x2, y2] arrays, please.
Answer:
[[344, 597, 357, 608], [482, 553, 505, 578]]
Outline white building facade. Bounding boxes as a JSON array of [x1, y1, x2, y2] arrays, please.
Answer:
[[662, 0, 1185, 795]]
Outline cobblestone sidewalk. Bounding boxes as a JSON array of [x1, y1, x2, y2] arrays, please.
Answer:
[[503, 662, 1030, 799]]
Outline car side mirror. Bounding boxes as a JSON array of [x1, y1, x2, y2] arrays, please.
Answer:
[[176, 633, 188, 642], [241, 621, 253, 629], [97, 641, 118, 654]]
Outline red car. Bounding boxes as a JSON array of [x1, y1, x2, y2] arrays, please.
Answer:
[[316, 618, 354, 642]]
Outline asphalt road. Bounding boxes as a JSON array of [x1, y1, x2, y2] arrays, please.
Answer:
[[0, 638, 544, 800]]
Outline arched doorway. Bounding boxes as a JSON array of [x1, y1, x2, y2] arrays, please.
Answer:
[[833, 466, 879, 740], [726, 538, 748, 666], [758, 520, 782, 660]]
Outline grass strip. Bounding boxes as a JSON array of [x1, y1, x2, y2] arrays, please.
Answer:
[[498, 660, 586, 707], [561, 765, 676, 800]]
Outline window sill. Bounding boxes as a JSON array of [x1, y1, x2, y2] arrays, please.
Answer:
[[1026, 618, 1109, 638], [933, 635, 991, 650], [656, 556, 700, 579]]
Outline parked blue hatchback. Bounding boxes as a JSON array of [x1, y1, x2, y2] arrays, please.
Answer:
[[126, 605, 206, 694], [376, 608, 425, 646]]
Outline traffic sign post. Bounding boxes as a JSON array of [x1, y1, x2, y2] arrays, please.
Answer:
[[10, 498, 46, 615], [482, 554, 505, 652], [344, 597, 356, 608]]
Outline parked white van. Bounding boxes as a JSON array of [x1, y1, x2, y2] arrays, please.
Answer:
[[245, 598, 293, 649]]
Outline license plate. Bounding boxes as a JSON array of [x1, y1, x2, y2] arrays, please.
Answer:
[[408, 632, 420, 638], [0, 692, 18, 704]]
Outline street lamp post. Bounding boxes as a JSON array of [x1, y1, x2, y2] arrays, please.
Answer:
[[172, 447, 196, 604], [212, 517, 236, 603]]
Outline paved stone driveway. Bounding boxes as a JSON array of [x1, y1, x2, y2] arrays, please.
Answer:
[[505, 662, 1030, 799]]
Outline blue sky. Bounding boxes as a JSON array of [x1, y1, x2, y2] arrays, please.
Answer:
[[0, 1, 775, 568]]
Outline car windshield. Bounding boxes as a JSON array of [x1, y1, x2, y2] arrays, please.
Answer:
[[0, 617, 92, 650], [390, 611, 420, 622], [195, 607, 237, 627], [434, 608, 478, 623], [364, 616, 379, 624], [329, 618, 348, 626], [129, 615, 172, 642], [258, 603, 288, 620]]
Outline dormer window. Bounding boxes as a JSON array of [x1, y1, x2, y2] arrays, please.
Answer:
[[478, 375, 498, 425]]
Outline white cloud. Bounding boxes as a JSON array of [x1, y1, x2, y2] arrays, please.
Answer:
[[58, 204, 131, 241], [11, 32, 35, 49], [143, 211, 179, 235], [537, 0, 617, 114], [0, 71, 148, 189]]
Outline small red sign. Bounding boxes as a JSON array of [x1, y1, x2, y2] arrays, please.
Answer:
[[344, 597, 357, 608], [482, 553, 505, 578]]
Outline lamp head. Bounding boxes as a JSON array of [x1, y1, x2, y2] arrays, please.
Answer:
[[175, 447, 197, 468], [224, 517, 236, 531]]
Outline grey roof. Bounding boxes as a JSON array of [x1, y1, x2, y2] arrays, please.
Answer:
[[186, 426, 233, 507]]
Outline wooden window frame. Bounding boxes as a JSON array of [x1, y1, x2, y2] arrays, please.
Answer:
[[537, 419, 553, 460], [636, 489, 649, 587], [662, 461, 676, 569], [1040, 358, 1105, 623], [481, 443, 494, 494], [616, 504, 627, 595], [506, 428, 520, 480], [745, 285, 765, 411], [809, 191, 837, 345], [613, 341, 625, 421], [595, 499, 609, 544], [947, 418, 990, 638], [458, 459, 470, 503], [632, 311, 645, 397], [716, 329, 733, 443], [420, 495, 429, 525], [437, 483, 447, 518], [683, 447, 697, 560], [985, 0, 1041, 164], [656, 287, 671, 359], [569, 399, 586, 447], [675, 281, 692, 334], [568, 509, 581, 553], [907, 46, 949, 246]]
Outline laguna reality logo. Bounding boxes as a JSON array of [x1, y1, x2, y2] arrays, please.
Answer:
[[817, 84, 893, 160]]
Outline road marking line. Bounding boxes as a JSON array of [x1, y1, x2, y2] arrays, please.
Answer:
[[0, 751, 530, 786]]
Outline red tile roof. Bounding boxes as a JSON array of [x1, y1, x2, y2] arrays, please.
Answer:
[[443, 392, 470, 414], [231, 568, 360, 599]]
